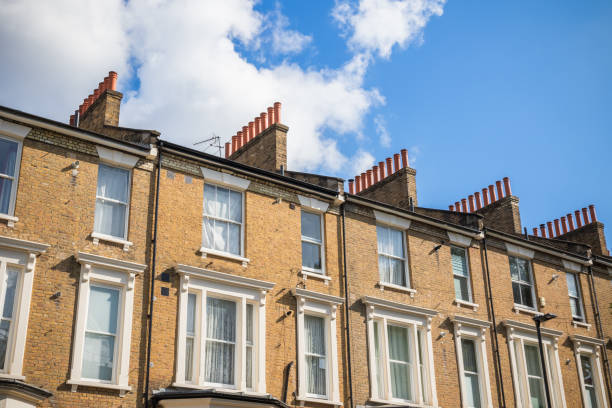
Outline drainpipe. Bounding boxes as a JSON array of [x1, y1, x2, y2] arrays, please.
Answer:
[[341, 203, 354, 408], [586, 265, 612, 404], [482, 229, 507, 407], [144, 141, 162, 407]]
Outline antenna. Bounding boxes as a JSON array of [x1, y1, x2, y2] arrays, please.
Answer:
[[193, 133, 222, 157]]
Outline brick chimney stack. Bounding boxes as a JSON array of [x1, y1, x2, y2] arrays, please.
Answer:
[[76, 72, 122, 134]]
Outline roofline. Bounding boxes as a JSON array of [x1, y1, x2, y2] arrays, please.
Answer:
[[0, 105, 151, 156], [346, 193, 483, 238], [159, 140, 340, 200], [150, 390, 289, 407]]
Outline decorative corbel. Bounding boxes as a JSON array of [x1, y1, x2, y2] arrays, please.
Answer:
[[454, 323, 462, 340], [181, 274, 190, 293], [82, 263, 91, 283], [259, 290, 267, 306], [426, 316, 433, 332], [297, 296, 306, 314], [553, 337, 559, 350], [507, 327, 515, 341], [330, 305, 337, 320], [26, 253, 37, 273], [480, 327, 487, 342], [127, 273, 136, 290], [366, 305, 375, 321]]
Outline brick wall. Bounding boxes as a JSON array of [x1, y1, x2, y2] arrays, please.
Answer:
[[229, 124, 288, 172], [356, 167, 418, 209]]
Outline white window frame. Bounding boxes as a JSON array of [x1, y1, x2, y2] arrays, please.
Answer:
[[0, 119, 31, 227], [174, 264, 273, 393], [570, 335, 609, 408], [451, 245, 474, 303], [0, 236, 48, 380], [363, 296, 438, 407], [451, 316, 493, 408], [508, 256, 538, 312], [566, 272, 586, 322], [68, 252, 145, 395], [199, 167, 250, 266], [293, 288, 343, 406], [503, 320, 566, 408], [373, 211, 413, 295], [92, 146, 138, 250], [300, 209, 326, 277]]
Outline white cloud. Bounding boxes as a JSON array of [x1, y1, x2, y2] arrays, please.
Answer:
[[269, 4, 312, 54], [350, 149, 375, 177], [333, 0, 445, 58], [409, 145, 420, 165], [374, 114, 391, 147]]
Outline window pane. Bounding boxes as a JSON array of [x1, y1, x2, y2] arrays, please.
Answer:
[[528, 377, 545, 408], [216, 187, 229, 219], [94, 199, 126, 238], [305, 315, 326, 396], [205, 340, 235, 385], [373, 321, 384, 399], [390, 360, 412, 400], [585, 388, 598, 408], [228, 223, 240, 255], [82, 332, 115, 381], [246, 345, 253, 389], [512, 282, 522, 304], [246, 304, 253, 343], [387, 325, 410, 362], [301, 211, 321, 241], [455, 276, 470, 301], [581, 356, 594, 386], [97, 165, 129, 202], [465, 372, 482, 408], [229, 190, 242, 222], [187, 294, 196, 335], [206, 298, 236, 342], [509, 257, 520, 280], [388, 228, 404, 258], [214, 221, 228, 252], [451, 247, 468, 277], [185, 337, 194, 382], [0, 178, 13, 214], [0, 138, 18, 177], [2, 268, 19, 319], [302, 242, 322, 270], [520, 284, 534, 308], [87, 286, 119, 334], [204, 184, 216, 216], [202, 218, 214, 249], [566, 273, 578, 296], [0, 320, 10, 370], [570, 298, 580, 318], [517, 258, 530, 282], [389, 258, 406, 286], [305, 315, 325, 356], [377, 225, 389, 254], [524, 345, 542, 376], [461, 339, 478, 373]]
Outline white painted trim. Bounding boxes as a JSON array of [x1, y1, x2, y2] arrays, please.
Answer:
[[373, 210, 411, 230], [0, 214, 18, 228], [295, 396, 343, 406], [505, 243, 534, 259], [572, 321, 591, 330], [447, 232, 472, 247], [377, 281, 416, 297], [70, 255, 141, 395], [502, 319, 563, 338], [0, 134, 23, 219], [91, 232, 133, 251], [300, 209, 327, 276], [300, 270, 332, 282], [454, 299, 479, 311], [512, 305, 541, 316], [562, 259, 581, 273], [0, 119, 31, 140], [451, 245, 474, 304], [570, 336, 609, 408], [0, 236, 48, 379], [298, 195, 329, 213], [176, 264, 274, 291], [293, 290, 341, 403], [96, 146, 139, 169], [451, 317, 493, 408], [199, 247, 250, 267], [200, 167, 250, 190], [362, 296, 437, 317]]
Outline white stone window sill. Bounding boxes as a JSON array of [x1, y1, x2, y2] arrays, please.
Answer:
[[368, 397, 438, 408], [0, 213, 18, 228], [572, 320, 591, 330], [301, 270, 331, 285], [296, 396, 343, 406], [199, 247, 250, 267], [512, 305, 541, 316], [454, 299, 479, 311], [0, 373, 25, 381], [171, 382, 267, 396], [91, 232, 133, 251], [67, 379, 131, 396], [377, 281, 416, 298]]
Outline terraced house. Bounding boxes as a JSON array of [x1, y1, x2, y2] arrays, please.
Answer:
[[0, 73, 610, 408]]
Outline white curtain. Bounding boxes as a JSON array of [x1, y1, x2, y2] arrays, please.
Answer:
[[202, 184, 242, 255], [461, 339, 481, 408], [82, 285, 119, 381], [387, 325, 412, 401], [94, 164, 129, 238], [246, 303, 253, 389], [204, 297, 236, 385], [185, 293, 196, 382], [0, 138, 18, 214], [305, 315, 326, 396], [0, 267, 18, 369], [452, 247, 470, 301], [566, 274, 581, 317], [377, 226, 406, 286]]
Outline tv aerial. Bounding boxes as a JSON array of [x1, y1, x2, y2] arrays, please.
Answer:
[[193, 133, 222, 157]]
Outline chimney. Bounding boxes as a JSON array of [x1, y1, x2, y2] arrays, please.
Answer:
[[76, 71, 123, 135], [557, 205, 609, 256], [561, 216, 568, 234], [229, 102, 288, 172], [540, 224, 546, 237], [532, 227, 538, 236], [475, 192, 482, 210], [354, 149, 418, 209], [547, 221, 554, 238], [468, 195, 475, 212], [348, 179, 355, 194], [454, 201, 461, 212], [461, 198, 468, 213], [554, 219, 561, 237], [472, 178, 522, 234], [567, 213, 575, 231]]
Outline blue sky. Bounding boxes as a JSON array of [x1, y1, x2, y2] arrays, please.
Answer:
[[1, 0, 610, 247]]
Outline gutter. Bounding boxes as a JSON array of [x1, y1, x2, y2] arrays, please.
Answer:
[[150, 390, 290, 408], [0, 106, 151, 157]]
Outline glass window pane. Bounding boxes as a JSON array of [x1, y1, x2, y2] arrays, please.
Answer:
[[0, 178, 13, 215], [302, 241, 322, 270], [520, 284, 534, 308], [570, 298, 580, 318], [464, 373, 482, 408], [301, 211, 321, 241], [206, 298, 236, 342], [377, 225, 389, 254], [461, 339, 478, 373], [229, 190, 242, 222], [0, 139, 18, 177], [581, 356, 594, 386], [204, 340, 235, 385], [216, 187, 229, 219], [451, 247, 468, 277], [187, 293, 196, 335], [509, 257, 520, 280], [0, 320, 10, 370], [203, 184, 216, 216], [213, 221, 228, 252], [518, 258, 530, 282], [512, 282, 522, 304], [585, 387, 598, 408], [228, 223, 240, 255], [246, 345, 253, 389], [528, 377, 545, 408], [388, 228, 404, 258], [82, 332, 115, 381], [389, 258, 406, 286], [185, 337, 194, 382], [455, 276, 470, 301], [305, 315, 325, 355], [246, 304, 253, 343], [94, 199, 126, 238], [87, 286, 119, 334], [2, 268, 19, 319], [202, 218, 214, 249], [566, 273, 578, 296], [524, 345, 542, 376], [390, 360, 412, 400], [387, 325, 409, 363], [97, 165, 129, 202], [379, 255, 389, 282], [305, 315, 326, 396]]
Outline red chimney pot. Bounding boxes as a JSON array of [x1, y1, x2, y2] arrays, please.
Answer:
[[540, 224, 546, 237], [582, 208, 589, 225], [273, 102, 281, 124], [455, 201, 461, 212], [560, 216, 568, 234], [361, 172, 368, 189], [232, 135, 239, 153], [109, 71, 118, 91], [468, 195, 475, 212], [475, 192, 482, 210], [386, 158, 393, 177], [267, 107, 274, 125], [400, 149, 408, 168], [503, 177, 512, 196], [373, 166, 379, 184], [348, 179, 355, 195], [482, 188, 489, 206], [367, 170, 373, 188], [567, 213, 575, 231], [575, 210, 583, 228], [255, 117, 261, 136], [69, 114, 75, 126], [461, 198, 468, 213], [589, 205, 597, 222], [496, 180, 503, 199], [547, 221, 554, 238], [488, 185, 496, 202], [248, 122, 254, 141], [533, 227, 538, 236], [260, 112, 267, 129], [449, 205, 455, 211], [554, 219, 561, 237], [242, 126, 248, 146], [393, 154, 400, 173]]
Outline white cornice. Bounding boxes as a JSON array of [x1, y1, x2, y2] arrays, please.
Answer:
[[362, 296, 437, 317], [451, 315, 492, 329], [505, 243, 535, 259], [502, 319, 563, 338], [298, 195, 329, 213], [0, 118, 31, 140], [96, 146, 139, 168], [200, 167, 250, 190], [292, 288, 344, 305], [0, 235, 49, 254], [447, 232, 473, 247], [373, 210, 411, 230], [562, 259, 582, 273], [176, 264, 274, 291], [569, 334, 605, 346], [76, 252, 146, 274]]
